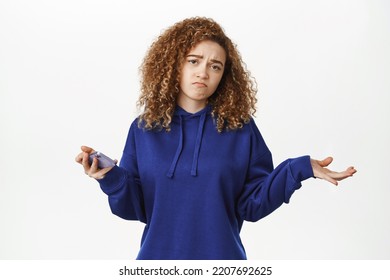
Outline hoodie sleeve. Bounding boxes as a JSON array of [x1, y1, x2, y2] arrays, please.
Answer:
[[96, 122, 146, 223], [237, 121, 314, 222]]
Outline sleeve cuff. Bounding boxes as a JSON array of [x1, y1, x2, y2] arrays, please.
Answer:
[[97, 165, 126, 195], [289, 155, 314, 183]]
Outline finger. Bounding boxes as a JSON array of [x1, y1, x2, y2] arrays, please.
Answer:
[[81, 152, 91, 173], [341, 168, 356, 178], [312, 167, 338, 185], [323, 173, 338, 186], [319, 157, 333, 167], [347, 166, 357, 176], [89, 157, 99, 175], [75, 152, 84, 164], [328, 168, 356, 182], [81, 145, 95, 153], [94, 166, 114, 180]]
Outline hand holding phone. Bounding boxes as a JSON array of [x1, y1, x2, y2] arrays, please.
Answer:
[[88, 151, 116, 169]]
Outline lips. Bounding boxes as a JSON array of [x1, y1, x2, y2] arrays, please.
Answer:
[[193, 82, 207, 87]]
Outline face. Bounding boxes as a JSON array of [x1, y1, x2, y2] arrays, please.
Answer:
[[177, 40, 226, 112]]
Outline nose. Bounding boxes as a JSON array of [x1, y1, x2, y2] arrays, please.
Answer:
[[196, 65, 209, 79]]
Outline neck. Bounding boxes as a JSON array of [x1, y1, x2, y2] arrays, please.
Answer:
[[176, 97, 207, 114]]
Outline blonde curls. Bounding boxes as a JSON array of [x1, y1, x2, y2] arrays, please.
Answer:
[[137, 17, 257, 132]]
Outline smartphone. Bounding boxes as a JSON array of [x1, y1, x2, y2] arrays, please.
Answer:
[[88, 151, 116, 169]]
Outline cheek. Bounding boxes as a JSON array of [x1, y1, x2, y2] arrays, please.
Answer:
[[180, 69, 192, 83], [211, 75, 223, 89]]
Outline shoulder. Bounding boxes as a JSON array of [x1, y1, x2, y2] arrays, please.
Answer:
[[239, 118, 262, 138], [128, 117, 166, 137], [123, 118, 143, 142], [130, 117, 140, 130], [218, 118, 263, 140], [244, 118, 271, 159], [129, 116, 149, 132]]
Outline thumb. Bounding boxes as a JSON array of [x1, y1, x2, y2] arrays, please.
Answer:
[[319, 156, 333, 167], [81, 145, 95, 153]]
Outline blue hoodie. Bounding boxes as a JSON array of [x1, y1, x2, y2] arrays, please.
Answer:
[[98, 105, 314, 260]]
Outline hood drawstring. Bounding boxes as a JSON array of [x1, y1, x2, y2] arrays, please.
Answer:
[[166, 107, 208, 178], [166, 115, 183, 178], [191, 112, 206, 176]]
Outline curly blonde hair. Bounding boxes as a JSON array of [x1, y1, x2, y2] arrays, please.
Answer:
[[137, 17, 257, 132]]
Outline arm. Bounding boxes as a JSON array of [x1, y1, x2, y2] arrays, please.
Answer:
[[237, 120, 357, 222], [75, 145, 146, 222], [238, 152, 314, 222], [238, 154, 357, 222]]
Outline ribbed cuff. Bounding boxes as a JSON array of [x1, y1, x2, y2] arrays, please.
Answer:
[[289, 155, 314, 183], [97, 165, 126, 195]]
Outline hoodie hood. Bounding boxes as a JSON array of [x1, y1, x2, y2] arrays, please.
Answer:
[[166, 105, 211, 178]]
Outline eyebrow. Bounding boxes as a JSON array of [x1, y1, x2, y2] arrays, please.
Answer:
[[186, 54, 224, 67]]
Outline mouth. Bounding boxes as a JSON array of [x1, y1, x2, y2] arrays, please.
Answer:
[[193, 82, 207, 88]]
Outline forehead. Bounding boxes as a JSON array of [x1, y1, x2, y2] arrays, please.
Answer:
[[187, 40, 226, 61]]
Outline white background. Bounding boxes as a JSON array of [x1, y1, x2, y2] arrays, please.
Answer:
[[1, 0, 389, 260]]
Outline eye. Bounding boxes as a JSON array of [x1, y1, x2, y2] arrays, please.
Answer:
[[211, 64, 222, 71], [188, 59, 198, 65]]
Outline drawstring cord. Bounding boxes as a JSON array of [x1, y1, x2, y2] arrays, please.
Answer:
[[166, 109, 208, 178], [166, 116, 183, 178], [191, 112, 206, 176]]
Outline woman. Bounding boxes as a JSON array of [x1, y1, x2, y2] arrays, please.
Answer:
[[75, 17, 356, 260]]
